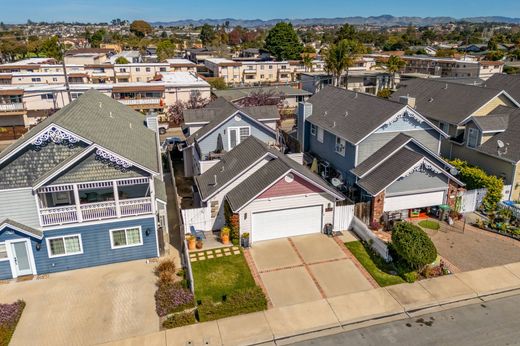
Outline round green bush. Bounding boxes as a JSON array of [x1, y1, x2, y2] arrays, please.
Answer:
[[391, 222, 437, 270]]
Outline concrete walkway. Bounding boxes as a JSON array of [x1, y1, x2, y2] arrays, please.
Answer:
[[103, 261, 520, 346]]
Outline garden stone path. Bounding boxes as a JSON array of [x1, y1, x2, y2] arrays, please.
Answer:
[[190, 246, 241, 262]]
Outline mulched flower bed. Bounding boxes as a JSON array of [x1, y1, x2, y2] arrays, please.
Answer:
[[0, 300, 25, 346]]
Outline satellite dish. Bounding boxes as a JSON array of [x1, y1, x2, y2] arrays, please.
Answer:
[[497, 140, 505, 148], [450, 167, 459, 176]]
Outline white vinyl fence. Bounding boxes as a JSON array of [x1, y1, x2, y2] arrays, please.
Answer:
[[350, 216, 391, 261], [182, 239, 195, 293], [181, 206, 212, 234], [460, 188, 487, 213], [334, 204, 354, 231]]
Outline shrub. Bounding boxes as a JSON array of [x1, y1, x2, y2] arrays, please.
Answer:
[[391, 222, 437, 270], [154, 258, 177, 277], [162, 311, 196, 329], [0, 300, 25, 346], [224, 201, 240, 245], [197, 286, 267, 322], [369, 220, 381, 230], [403, 271, 418, 283], [155, 282, 194, 317]]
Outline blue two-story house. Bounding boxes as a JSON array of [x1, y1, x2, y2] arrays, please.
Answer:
[[0, 90, 168, 280], [297, 86, 464, 223], [180, 97, 280, 176]]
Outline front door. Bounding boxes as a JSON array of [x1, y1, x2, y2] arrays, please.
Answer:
[[11, 240, 33, 277], [229, 128, 238, 149]]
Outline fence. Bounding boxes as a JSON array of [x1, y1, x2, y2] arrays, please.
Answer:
[[181, 206, 212, 235], [460, 188, 487, 213], [334, 203, 354, 231], [182, 239, 195, 294], [350, 216, 391, 261]]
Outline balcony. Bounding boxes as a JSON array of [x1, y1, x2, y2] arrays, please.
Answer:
[[39, 197, 152, 226], [0, 102, 25, 114], [118, 98, 162, 106]]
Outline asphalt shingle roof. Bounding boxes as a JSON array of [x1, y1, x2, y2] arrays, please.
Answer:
[[484, 74, 520, 103], [306, 86, 405, 144], [357, 147, 424, 195], [0, 218, 43, 239], [471, 113, 509, 132], [154, 177, 167, 203], [390, 79, 503, 125], [212, 86, 311, 102]]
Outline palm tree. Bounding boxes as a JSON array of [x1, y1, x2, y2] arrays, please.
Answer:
[[386, 55, 406, 89], [323, 39, 364, 88], [301, 53, 314, 72]]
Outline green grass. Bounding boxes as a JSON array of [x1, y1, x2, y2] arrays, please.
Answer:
[[418, 220, 440, 230], [345, 241, 405, 287], [191, 252, 257, 302]]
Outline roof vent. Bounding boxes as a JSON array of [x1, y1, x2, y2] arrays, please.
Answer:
[[354, 92, 358, 98], [332, 121, 336, 128], [129, 123, 133, 129], [323, 111, 328, 117], [109, 111, 113, 118], [99, 102, 102, 108], [444, 83, 448, 89], [212, 175, 218, 186], [428, 97, 434, 102], [345, 111, 349, 117]]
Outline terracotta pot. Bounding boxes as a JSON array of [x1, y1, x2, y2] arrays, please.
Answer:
[[221, 234, 230, 245], [187, 238, 196, 250]]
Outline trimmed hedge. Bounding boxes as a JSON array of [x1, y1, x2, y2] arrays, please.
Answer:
[[391, 222, 437, 270], [155, 282, 195, 317], [197, 286, 267, 322], [162, 311, 196, 329]]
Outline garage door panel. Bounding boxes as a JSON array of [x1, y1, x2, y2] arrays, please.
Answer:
[[252, 205, 322, 242], [384, 190, 445, 212]]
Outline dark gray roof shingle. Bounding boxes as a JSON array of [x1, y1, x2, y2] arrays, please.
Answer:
[[484, 74, 520, 103], [0, 218, 43, 239], [307, 86, 405, 144], [390, 79, 503, 125], [471, 113, 509, 132], [154, 177, 167, 203]]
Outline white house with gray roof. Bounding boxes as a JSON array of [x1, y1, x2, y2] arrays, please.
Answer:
[[0, 90, 167, 280]]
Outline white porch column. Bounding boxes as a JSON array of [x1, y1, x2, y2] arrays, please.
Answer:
[[113, 181, 121, 218], [149, 178, 156, 215], [73, 184, 83, 223]]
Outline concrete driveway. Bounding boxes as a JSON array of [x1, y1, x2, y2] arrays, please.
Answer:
[[0, 260, 159, 346], [250, 234, 373, 307]]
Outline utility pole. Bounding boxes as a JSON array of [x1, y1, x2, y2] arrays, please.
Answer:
[[61, 44, 72, 104]]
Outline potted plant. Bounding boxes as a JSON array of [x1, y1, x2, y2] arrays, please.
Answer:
[[196, 239, 203, 249], [241, 232, 250, 248], [186, 235, 196, 250], [220, 226, 230, 245]]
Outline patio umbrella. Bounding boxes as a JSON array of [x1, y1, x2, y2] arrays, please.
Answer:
[[215, 133, 224, 153], [310, 158, 318, 173]]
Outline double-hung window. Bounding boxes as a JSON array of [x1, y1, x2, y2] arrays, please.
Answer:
[[0, 243, 7, 260], [317, 127, 324, 143], [310, 124, 317, 136], [47, 235, 83, 258], [467, 128, 480, 148], [335, 136, 346, 156], [110, 227, 143, 249]]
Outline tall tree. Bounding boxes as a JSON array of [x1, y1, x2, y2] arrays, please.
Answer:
[[40, 36, 63, 61], [157, 40, 176, 61], [336, 23, 357, 42], [323, 39, 364, 87], [264, 22, 303, 61], [301, 53, 314, 72], [386, 55, 406, 89], [130, 20, 153, 38], [199, 24, 216, 45]]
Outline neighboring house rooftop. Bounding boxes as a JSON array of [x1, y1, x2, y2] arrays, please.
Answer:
[[390, 78, 507, 125], [194, 136, 343, 210], [306, 86, 406, 144], [212, 86, 312, 102], [483, 74, 520, 104], [184, 97, 279, 145]]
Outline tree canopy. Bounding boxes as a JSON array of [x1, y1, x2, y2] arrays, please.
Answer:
[[264, 22, 303, 61], [130, 20, 153, 38], [157, 40, 176, 61]]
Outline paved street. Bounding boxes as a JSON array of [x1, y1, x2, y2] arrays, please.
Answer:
[[292, 294, 520, 346]]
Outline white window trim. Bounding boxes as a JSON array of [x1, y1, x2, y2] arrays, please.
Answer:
[[310, 124, 317, 136], [317, 127, 324, 143], [46, 234, 84, 258], [335, 136, 346, 156], [109, 226, 143, 249], [228, 126, 251, 149], [0, 242, 8, 262]]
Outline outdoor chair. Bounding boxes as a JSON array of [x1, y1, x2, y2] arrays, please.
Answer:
[[190, 226, 206, 240]]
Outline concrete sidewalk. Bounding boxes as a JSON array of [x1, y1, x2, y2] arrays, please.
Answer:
[[102, 262, 520, 346]]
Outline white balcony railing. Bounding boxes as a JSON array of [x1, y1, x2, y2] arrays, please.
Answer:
[[0, 103, 25, 112], [117, 98, 162, 106], [39, 197, 153, 226]]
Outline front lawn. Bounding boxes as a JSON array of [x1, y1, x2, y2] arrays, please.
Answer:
[[418, 220, 440, 230], [345, 241, 405, 287], [191, 252, 257, 302], [0, 300, 25, 346]]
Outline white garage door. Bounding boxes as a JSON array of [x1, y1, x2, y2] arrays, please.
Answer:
[[384, 190, 446, 212], [252, 205, 323, 242]]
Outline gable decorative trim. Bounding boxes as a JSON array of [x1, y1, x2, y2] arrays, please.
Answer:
[[31, 126, 81, 147], [95, 148, 133, 169], [403, 159, 442, 178], [380, 110, 425, 130]]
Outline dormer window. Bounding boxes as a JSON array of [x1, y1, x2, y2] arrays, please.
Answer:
[[467, 128, 480, 148]]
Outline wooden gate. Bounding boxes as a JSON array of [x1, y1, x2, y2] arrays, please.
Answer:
[[354, 201, 371, 224]]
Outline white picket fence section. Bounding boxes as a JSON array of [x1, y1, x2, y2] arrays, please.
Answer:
[[181, 206, 213, 234], [350, 216, 391, 261], [334, 204, 354, 231], [460, 188, 487, 213], [182, 239, 195, 293]]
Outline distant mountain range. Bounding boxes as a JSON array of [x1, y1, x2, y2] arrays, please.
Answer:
[[152, 15, 520, 28]]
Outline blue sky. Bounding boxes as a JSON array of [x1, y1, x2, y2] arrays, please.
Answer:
[[1, 0, 519, 23]]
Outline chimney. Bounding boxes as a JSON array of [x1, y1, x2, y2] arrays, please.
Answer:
[[297, 102, 313, 151], [399, 96, 416, 109]]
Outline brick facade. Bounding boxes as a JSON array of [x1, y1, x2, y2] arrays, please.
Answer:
[[371, 191, 385, 222], [446, 179, 463, 209]]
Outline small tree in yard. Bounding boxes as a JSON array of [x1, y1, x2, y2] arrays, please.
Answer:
[[165, 91, 209, 126], [391, 222, 437, 271], [236, 89, 283, 108]]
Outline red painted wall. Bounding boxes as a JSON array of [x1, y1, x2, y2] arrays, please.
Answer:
[[258, 174, 323, 199]]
